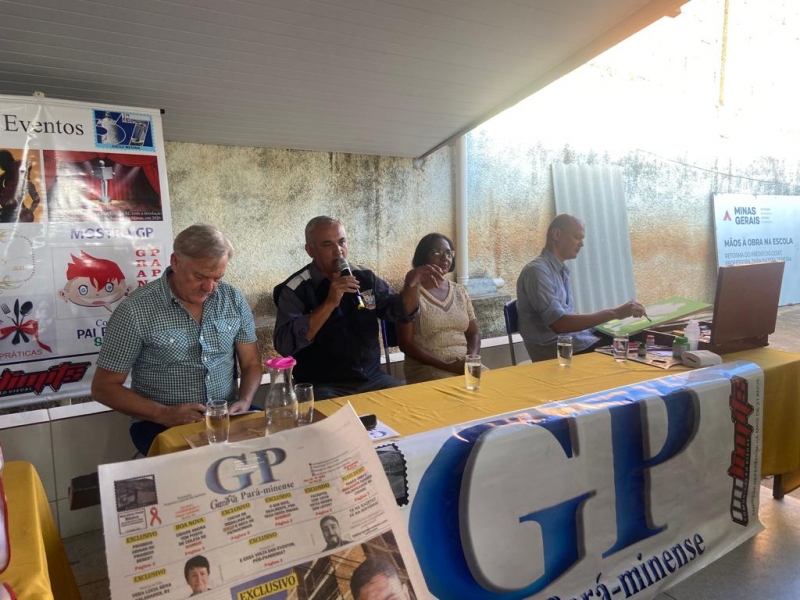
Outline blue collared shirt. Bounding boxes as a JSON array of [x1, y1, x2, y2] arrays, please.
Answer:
[[516, 249, 598, 355], [97, 267, 256, 407]]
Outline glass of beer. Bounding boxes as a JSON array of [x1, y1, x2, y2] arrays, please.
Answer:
[[205, 399, 230, 444], [465, 354, 482, 391]]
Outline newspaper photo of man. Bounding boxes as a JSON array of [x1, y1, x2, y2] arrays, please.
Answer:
[[350, 556, 412, 600], [319, 515, 351, 550]]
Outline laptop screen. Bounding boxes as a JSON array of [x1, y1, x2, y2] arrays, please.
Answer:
[[711, 261, 785, 345]]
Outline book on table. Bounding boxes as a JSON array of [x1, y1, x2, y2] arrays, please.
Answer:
[[594, 296, 712, 337]]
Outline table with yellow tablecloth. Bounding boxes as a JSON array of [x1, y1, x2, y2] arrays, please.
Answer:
[[2, 461, 81, 600], [150, 347, 800, 493]]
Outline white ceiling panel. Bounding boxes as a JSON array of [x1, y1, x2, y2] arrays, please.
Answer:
[[0, 0, 689, 157]]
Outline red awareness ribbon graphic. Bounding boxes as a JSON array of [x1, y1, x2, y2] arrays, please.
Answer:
[[149, 506, 162, 526], [0, 320, 52, 352]]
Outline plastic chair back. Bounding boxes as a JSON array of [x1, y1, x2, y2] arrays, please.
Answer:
[[503, 300, 519, 365], [380, 319, 398, 366]]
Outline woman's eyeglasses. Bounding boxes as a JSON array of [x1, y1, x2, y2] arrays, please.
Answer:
[[430, 249, 455, 259]]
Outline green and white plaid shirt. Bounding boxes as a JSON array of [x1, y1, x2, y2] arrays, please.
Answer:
[[97, 267, 256, 408]]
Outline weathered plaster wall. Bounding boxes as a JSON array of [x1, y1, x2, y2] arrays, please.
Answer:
[[466, 136, 800, 310], [162, 0, 800, 360], [165, 143, 454, 356], [163, 135, 799, 356]]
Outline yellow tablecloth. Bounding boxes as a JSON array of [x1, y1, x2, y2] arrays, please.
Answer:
[[2, 461, 81, 600], [151, 348, 800, 477]]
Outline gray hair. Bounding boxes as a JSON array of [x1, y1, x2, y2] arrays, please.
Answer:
[[173, 225, 234, 260], [305, 216, 341, 245]]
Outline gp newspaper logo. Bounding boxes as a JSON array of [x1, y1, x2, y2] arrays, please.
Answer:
[[410, 372, 760, 600], [722, 206, 760, 225], [728, 376, 754, 526], [0, 361, 91, 397]]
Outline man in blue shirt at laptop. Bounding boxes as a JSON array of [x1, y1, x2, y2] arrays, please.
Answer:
[[517, 214, 646, 362]]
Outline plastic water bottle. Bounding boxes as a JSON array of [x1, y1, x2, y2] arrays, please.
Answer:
[[685, 320, 700, 352]]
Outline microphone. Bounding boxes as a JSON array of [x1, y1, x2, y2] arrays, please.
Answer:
[[335, 257, 366, 310]]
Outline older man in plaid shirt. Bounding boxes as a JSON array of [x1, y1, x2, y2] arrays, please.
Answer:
[[92, 225, 262, 455]]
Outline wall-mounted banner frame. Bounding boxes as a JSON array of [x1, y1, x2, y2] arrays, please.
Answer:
[[385, 362, 763, 600], [713, 193, 799, 305], [0, 94, 172, 408]]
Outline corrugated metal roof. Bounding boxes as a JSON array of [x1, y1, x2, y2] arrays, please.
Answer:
[[553, 162, 637, 313], [0, 0, 689, 157]]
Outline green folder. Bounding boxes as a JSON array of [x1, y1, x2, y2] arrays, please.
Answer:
[[595, 296, 712, 337]]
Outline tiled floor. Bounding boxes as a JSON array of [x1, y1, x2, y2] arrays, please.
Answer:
[[64, 526, 109, 600], [64, 305, 800, 599], [766, 304, 800, 354], [655, 489, 800, 600]]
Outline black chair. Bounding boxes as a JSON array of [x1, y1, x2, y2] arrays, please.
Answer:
[[380, 319, 399, 368], [503, 300, 521, 365]]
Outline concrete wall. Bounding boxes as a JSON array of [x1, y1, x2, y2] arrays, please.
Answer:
[[161, 137, 800, 357], [162, 139, 800, 355], [166, 143, 455, 356], [467, 138, 800, 309], [160, 0, 800, 358]]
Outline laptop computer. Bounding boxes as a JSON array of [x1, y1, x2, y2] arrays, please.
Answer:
[[708, 261, 785, 350]]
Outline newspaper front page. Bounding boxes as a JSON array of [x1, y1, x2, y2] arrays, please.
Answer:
[[99, 406, 428, 599]]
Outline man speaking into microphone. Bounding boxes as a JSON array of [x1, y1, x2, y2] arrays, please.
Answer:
[[274, 216, 444, 399]]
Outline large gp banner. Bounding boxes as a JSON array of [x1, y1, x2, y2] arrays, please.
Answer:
[[381, 362, 764, 600], [0, 94, 172, 407], [713, 193, 799, 305]]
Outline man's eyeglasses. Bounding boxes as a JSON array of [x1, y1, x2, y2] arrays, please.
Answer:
[[430, 249, 455, 259]]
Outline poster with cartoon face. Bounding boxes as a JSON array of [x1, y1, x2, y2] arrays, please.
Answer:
[[50, 243, 165, 354], [57, 250, 132, 312], [1, 97, 171, 405], [52, 244, 164, 319]]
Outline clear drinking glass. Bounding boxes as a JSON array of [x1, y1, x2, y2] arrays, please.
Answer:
[[557, 335, 573, 367], [294, 383, 315, 426], [205, 399, 230, 444], [465, 354, 482, 391], [613, 334, 630, 362]]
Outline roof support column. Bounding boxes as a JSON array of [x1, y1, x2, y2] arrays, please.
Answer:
[[455, 135, 469, 286]]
